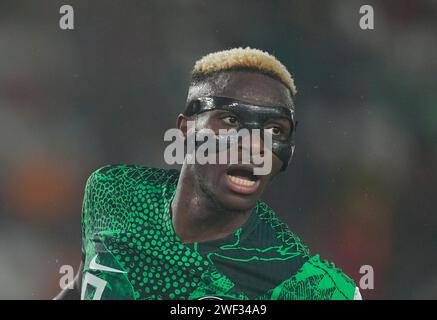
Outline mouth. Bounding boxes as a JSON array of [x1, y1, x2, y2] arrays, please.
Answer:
[[225, 165, 261, 195]]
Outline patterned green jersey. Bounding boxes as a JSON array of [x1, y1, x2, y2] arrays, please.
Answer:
[[80, 164, 358, 300]]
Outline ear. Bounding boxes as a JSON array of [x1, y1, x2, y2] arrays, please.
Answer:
[[176, 113, 190, 139]]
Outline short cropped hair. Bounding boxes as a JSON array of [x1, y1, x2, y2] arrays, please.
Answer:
[[191, 47, 297, 96]]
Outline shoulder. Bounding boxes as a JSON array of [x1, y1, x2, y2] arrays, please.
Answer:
[[81, 164, 179, 233], [85, 164, 179, 191], [254, 201, 357, 300], [83, 164, 179, 212], [296, 254, 357, 300], [261, 253, 358, 300]]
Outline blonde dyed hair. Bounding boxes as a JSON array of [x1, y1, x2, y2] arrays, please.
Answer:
[[192, 47, 297, 96]]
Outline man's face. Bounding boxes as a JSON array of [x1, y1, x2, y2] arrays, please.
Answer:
[[179, 70, 295, 213]]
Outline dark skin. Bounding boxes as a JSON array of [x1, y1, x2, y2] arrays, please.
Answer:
[[55, 70, 295, 299], [173, 70, 294, 243]]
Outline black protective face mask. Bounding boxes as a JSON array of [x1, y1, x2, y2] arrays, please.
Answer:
[[184, 96, 296, 171]]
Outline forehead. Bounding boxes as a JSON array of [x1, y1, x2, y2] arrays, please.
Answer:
[[187, 70, 294, 109]]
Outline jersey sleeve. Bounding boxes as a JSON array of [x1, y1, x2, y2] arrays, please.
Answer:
[[80, 166, 137, 300], [81, 165, 133, 249]]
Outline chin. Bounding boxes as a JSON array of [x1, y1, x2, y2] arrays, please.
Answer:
[[195, 163, 269, 213], [209, 179, 265, 213]]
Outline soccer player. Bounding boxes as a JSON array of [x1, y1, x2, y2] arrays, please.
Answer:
[[56, 47, 361, 300]]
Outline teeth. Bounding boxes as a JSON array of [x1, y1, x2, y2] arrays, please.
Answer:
[[228, 175, 256, 187]]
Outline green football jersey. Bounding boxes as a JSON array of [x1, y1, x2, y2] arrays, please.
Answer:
[[80, 164, 357, 300]]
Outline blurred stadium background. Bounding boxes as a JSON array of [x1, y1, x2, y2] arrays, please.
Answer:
[[0, 0, 436, 299]]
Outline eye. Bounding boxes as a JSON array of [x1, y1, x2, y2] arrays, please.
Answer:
[[222, 115, 239, 126], [265, 126, 283, 136]]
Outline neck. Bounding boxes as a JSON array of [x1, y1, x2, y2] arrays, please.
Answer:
[[171, 165, 252, 244]]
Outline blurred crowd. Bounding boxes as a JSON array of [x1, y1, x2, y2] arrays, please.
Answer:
[[0, 0, 436, 299]]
